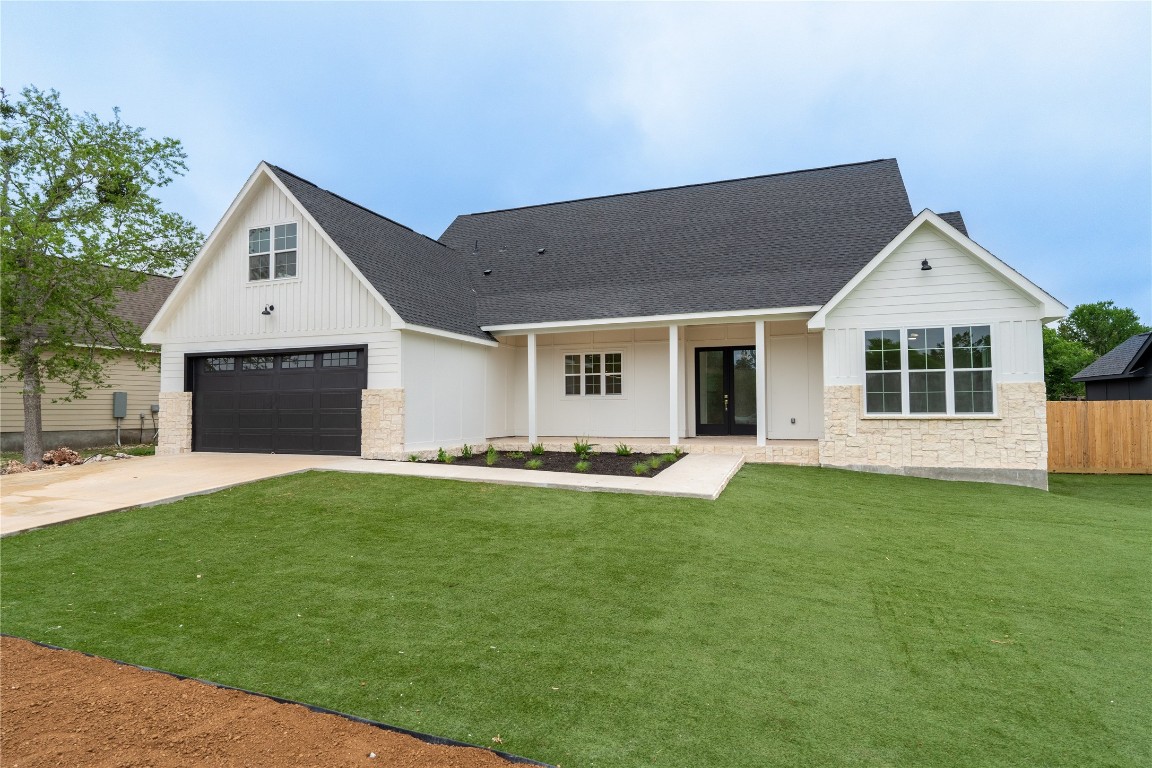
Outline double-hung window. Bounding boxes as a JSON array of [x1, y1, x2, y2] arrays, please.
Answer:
[[864, 325, 993, 415], [564, 352, 623, 396], [248, 223, 297, 281]]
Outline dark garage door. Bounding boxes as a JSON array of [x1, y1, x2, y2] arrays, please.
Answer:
[[192, 348, 366, 455]]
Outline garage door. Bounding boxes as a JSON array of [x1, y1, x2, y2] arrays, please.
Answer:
[[192, 347, 366, 455]]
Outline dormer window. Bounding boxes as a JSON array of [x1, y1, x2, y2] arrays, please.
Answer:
[[248, 223, 297, 281]]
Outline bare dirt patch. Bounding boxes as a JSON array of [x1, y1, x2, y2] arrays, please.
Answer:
[[0, 635, 533, 768]]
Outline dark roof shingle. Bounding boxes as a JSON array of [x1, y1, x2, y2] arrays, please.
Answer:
[[1072, 332, 1152, 380]]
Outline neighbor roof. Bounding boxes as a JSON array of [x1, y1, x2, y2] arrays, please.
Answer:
[[439, 159, 916, 327], [1072, 332, 1152, 381], [115, 272, 180, 332], [267, 165, 489, 340]]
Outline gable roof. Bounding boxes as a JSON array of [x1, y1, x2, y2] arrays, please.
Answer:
[[265, 166, 489, 341], [114, 272, 180, 332], [439, 159, 915, 328], [808, 209, 1067, 329], [1072, 332, 1152, 381]]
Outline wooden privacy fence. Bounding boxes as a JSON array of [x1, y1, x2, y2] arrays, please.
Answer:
[[1047, 400, 1152, 474]]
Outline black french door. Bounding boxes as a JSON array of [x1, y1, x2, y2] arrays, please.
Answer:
[[695, 346, 757, 436]]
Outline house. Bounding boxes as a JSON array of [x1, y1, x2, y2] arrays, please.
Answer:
[[141, 159, 1065, 489], [1, 272, 179, 451], [1072, 332, 1152, 400]]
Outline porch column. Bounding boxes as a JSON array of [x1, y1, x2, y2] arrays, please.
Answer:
[[668, 324, 680, 445], [527, 333, 538, 443], [755, 320, 767, 447]]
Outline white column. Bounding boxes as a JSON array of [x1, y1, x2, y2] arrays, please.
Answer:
[[527, 333, 538, 443], [755, 319, 767, 447], [668, 324, 680, 445]]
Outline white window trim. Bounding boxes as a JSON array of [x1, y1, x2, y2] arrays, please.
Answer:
[[246, 219, 300, 283], [561, 349, 626, 398], [863, 324, 998, 418]]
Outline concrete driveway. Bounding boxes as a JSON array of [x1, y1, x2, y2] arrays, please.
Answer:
[[1, 451, 742, 536]]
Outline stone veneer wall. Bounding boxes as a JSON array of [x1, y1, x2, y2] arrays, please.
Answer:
[[156, 391, 193, 455], [820, 382, 1048, 489], [361, 388, 405, 459]]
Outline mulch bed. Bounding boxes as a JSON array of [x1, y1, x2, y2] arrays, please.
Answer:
[[430, 449, 683, 477], [0, 635, 533, 768]]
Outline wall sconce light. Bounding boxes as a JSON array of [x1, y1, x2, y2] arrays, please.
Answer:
[[261, 304, 275, 315], [920, 259, 932, 271]]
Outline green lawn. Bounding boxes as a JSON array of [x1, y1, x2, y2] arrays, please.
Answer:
[[1, 467, 1148, 767]]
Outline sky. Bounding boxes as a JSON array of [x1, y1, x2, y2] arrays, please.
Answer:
[[4, 1, 1150, 323]]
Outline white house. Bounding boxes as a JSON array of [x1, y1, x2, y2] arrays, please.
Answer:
[[142, 159, 1065, 489]]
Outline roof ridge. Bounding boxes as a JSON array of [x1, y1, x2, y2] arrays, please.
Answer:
[[460, 158, 898, 217], [265, 163, 457, 253]]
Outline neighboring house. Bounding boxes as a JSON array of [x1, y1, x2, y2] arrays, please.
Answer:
[[1072, 332, 1152, 400], [141, 159, 1066, 489], [0, 272, 179, 451]]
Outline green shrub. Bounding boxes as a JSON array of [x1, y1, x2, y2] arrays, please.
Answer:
[[408, 453, 421, 462], [575, 460, 591, 473], [660, 453, 678, 464], [507, 451, 525, 460], [530, 442, 545, 456], [436, 447, 450, 463], [485, 444, 499, 466], [672, 445, 686, 458], [648, 456, 665, 470], [524, 458, 543, 470], [631, 462, 650, 476], [614, 443, 632, 456], [573, 438, 594, 459], [460, 443, 474, 459]]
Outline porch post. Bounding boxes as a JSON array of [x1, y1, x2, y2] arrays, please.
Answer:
[[527, 332, 538, 444], [755, 319, 767, 447], [668, 324, 680, 445]]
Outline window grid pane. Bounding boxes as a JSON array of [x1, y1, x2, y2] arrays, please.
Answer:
[[281, 354, 314, 369], [584, 354, 601, 374], [584, 375, 602, 395], [248, 254, 269, 281], [564, 354, 580, 375], [322, 350, 358, 367], [605, 353, 622, 374], [242, 356, 274, 371], [909, 371, 947, 413], [865, 372, 902, 413], [865, 329, 901, 371], [275, 251, 297, 278], [248, 227, 270, 254], [204, 357, 234, 372], [565, 376, 581, 395], [954, 370, 993, 413], [606, 374, 622, 395], [907, 327, 945, 370], [952, 325, 992, 370], [274, 223, 297, 251]]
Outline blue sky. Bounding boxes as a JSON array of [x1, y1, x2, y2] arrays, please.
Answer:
[[5, 1, 1150, 322]]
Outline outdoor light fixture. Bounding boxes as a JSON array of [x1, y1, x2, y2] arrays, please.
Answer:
[[483, 269, 492, 275], [261, 304, 275, 315], [921, 259, 932, 271]]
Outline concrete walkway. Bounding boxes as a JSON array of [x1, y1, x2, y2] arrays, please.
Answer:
[[1, 452, 743, 535]]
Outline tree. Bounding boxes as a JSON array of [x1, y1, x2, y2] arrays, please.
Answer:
[[1057, 301, 1151, 357], [1, 87, 203, 465], [1042, 326, 1095, 400]]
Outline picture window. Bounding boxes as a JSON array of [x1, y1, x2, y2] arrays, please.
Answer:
[[864, 326, 993, 415]]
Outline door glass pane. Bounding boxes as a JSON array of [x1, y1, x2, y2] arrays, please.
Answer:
[[698, 350, 725, 427], [732, 348, 757, 426]]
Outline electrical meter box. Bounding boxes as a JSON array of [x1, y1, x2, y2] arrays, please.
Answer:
[[112, 391, 128, 419]]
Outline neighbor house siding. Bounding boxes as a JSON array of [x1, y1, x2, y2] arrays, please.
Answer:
[[1, 353, 161, 438], [150, 174, 398, 393]]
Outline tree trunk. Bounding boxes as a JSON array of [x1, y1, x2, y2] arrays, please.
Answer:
[[20, 344, 44, 467]]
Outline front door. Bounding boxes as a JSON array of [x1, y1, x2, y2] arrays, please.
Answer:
[[695, 347, 757, 435]]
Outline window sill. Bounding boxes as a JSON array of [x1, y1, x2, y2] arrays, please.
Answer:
[[246, 276, 301, 286], [861, 414, 1001, 421]]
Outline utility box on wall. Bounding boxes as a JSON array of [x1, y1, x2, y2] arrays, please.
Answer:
[[112, 391, 128, 419]]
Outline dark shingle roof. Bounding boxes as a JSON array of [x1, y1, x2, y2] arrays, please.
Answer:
[[937, 211, 968, 237], [1072, 332, 1152, 381], [115, 272, 179, 332], [439, 159, 915, 327], [267, 165, 488, 340]]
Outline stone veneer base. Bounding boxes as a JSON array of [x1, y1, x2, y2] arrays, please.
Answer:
[[361, 388, 405, 460], [156, 391, 193, 455]]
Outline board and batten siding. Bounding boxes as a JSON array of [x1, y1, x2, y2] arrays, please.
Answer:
[[821, 224, 1045, 384], [150, 174, 398, 391], [0, 354, 161, 433]]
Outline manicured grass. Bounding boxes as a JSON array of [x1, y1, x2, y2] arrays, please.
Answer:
[[1, 467, 1148, 766]]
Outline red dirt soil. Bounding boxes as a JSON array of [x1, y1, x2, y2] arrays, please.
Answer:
[[0, 636, 526, 768]]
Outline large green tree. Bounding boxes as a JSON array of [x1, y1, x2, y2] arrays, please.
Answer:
[[1, 87, 203, 465], [1057, 300, 1150, 357], [1042, 326, 1096, 400]]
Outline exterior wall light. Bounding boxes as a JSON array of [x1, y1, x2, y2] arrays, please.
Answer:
[[261, 304, 275, 315], [921, 259, 932, 271]]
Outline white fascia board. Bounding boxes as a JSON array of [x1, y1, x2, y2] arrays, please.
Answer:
[[483, 306, 822, 335], [142, 163, 405, 344], [807, 209, 1068, 330], [401, 324, 499, 347]]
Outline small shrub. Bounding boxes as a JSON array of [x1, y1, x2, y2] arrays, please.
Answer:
[[460, 443, 474, 459], [485, 444, 499, 466], [631, 462, 650, 476], [648, 456, 665, 470], [408, 453, 421, 462], [507, 451, 525, 460], [436, 447, 454, 464], [573, 438, 593, 459], [524, 458, 543, 470], [614, 443, 633, 456], [672, 445, 686, 458], [530, 442, 545, 456], [659, 453, 678, 464], [575, 460, 591, 473]]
